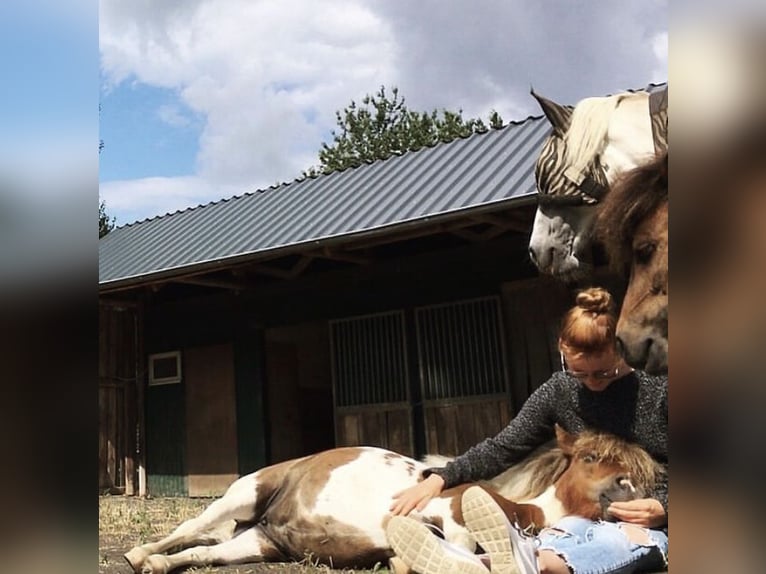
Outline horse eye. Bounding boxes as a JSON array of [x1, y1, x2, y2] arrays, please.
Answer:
[[634, 242, 656, 265], [582, 454, 597, 463]]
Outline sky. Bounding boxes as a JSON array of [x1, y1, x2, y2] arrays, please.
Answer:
[[99, 0, 668, 227]]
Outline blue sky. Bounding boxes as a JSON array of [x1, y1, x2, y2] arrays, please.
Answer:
[[99, 0, 668, 227], [0, 1, 97, 282], [100, 83, 202, 180], [1, 1, 96, 179]]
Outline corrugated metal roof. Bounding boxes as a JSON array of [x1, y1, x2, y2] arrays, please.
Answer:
[[99, 115, 550, 288]]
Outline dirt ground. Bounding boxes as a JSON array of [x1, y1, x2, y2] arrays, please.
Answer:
[[98, 496, 391, 574]]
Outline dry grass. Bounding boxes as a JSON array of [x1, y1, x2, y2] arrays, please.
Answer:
[[98, 496, 391, 574]]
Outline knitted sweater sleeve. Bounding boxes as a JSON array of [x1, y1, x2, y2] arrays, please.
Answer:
[[424, 378, 560, 488]]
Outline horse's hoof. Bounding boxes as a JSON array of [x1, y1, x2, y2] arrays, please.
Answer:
[[124, 547, 150, 573], [141, 554, 170, 574]]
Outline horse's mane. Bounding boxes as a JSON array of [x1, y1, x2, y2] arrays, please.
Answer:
[[421, 442, 568, 502], [481, 441, 569, 502], [562, 95, 624, 174], [595, 151, 669, 273]]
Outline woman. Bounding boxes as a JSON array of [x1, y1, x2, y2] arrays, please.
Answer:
[[387, 287, 668, 574]]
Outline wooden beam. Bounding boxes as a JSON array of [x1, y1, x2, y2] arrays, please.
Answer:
[[177, 276, 252, 291], [312, 247, 371, 265], [344, 219, 478, 251]]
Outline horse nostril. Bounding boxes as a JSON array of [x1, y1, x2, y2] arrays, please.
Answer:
[[528, 247, 538, 265]]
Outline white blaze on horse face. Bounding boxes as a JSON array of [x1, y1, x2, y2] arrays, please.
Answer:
[[309, 448, 427, 548]]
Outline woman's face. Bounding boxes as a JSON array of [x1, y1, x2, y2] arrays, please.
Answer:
[[560, 348, 626, 392]]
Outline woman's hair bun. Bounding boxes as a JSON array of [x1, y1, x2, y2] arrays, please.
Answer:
[[575, 287, 615, 315]]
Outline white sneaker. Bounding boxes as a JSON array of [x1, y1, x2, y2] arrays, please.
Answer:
[[387, 515, 489, 574], [462, 486, 538, 574]]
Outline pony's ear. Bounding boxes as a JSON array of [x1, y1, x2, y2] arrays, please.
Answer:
[[531, 88, 572, 136], [554, 424, 577, 454]]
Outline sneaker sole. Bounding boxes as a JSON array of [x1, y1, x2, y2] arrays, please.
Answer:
[[462, 487, 518, 574], [387, 516, 488, 574]]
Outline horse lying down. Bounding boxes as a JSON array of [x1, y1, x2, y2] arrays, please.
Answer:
[[125, 425, 662, 573]]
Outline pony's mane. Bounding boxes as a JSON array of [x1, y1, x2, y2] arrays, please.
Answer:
[[484, 441, 568, 501], [595, 151, 668, 273], [572, 429, 664, 494], [562, 95, 624, 174]]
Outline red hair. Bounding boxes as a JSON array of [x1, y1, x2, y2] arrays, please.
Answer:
[[559, 287, 618, 354]]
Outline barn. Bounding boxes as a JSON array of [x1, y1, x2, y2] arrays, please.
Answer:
[[98, 113, 622, 497]]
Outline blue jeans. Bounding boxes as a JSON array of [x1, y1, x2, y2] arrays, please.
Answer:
[[536, 516, 668, 574]]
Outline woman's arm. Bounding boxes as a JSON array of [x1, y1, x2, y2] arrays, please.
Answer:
[[425, 377, 563, 488]]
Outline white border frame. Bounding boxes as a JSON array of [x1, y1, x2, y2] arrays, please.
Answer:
[[148, 351, 182, 385]]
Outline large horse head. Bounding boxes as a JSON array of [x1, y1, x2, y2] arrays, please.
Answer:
[[528, 89, 657, 280], [596, 152, 668, 374]]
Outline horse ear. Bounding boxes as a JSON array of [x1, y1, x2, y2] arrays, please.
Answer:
[[531, 88, 572, 136], [554, 424, 576, 454]]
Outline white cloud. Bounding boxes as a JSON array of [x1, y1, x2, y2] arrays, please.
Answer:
[[651, 32, 669, 84], [99, 0, 668, 223], [100, 175, 245, 225]]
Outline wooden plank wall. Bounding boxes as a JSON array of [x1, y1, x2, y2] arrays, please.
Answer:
[[98, 303, 140, 494], [501, 278, 571, 411], [423, 397, 510, 456], [335, 404, 414, 456], [184, 343, 239, 496]]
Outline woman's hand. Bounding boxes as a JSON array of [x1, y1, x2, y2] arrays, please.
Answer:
[[389, 473, 445, 516], [607, 497, 666, 528]]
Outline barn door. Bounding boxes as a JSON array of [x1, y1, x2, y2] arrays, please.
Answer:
[[415, 296, 511, 455], [330, 311, 414, 456], [184, 343, 239, 496]]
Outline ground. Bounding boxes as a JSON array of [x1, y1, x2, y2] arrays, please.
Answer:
[[98, 496, 391, 574]]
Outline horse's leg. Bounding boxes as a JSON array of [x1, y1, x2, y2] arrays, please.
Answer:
[[139, 525, 282, 574], [124, 474, 259, 573]]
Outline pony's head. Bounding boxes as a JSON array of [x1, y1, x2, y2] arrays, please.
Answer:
[[596, 152, 668, 374], [528, 89, 657, 281], [554, 425, 662, 521]]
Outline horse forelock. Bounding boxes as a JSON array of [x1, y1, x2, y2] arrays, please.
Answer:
[[562, 95, 622, 175], [572, 431, 661, 494], [596, 151, 668, 273]]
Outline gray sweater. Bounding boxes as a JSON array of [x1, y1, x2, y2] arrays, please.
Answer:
[[426, 370, 668, 513]]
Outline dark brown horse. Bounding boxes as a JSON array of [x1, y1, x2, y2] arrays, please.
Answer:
[[596, 151, 668, 373]]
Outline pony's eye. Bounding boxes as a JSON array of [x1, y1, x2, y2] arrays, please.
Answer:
[[582, 454, 597, 463], [634, 242, 656, 265]]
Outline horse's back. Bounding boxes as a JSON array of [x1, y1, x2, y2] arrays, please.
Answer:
[[256, 446, 425, 567]]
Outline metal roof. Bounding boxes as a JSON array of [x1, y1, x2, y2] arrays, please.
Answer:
[[99, 115, 550, 289]]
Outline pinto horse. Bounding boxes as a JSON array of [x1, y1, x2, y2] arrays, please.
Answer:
[[596, 152, 668, 374], [124, 426, 661, 574], [528, 85, 667, 280]]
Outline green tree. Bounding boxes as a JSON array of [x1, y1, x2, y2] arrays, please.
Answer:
[[99, 199, 115, 238], [307, 86, 503, 176]]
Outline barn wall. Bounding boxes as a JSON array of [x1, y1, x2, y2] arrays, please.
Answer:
[[125, 235, 625, 491], [184, 343, 239, 496], [98, 303, 141, 494], [264, 322, 333, 463], [142, 302, 267, 496]]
